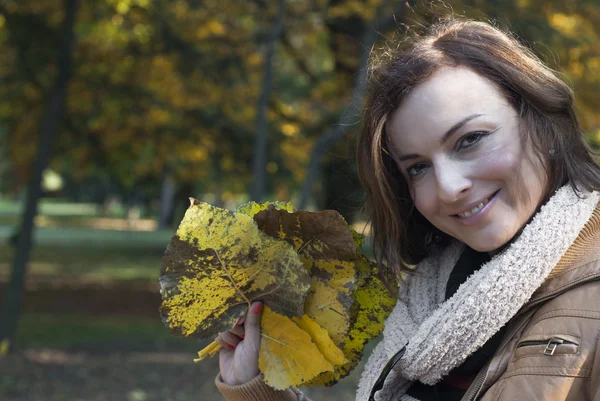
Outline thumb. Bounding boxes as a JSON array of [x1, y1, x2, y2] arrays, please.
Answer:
[[244, 301, 263, 354]]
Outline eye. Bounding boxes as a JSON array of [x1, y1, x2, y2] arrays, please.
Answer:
[[457, 131, 488, 150], [406, 163, 429, 178]]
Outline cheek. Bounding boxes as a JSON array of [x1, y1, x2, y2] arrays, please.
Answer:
[[410, 180, 438, 219], [471, 142, 522, 179]]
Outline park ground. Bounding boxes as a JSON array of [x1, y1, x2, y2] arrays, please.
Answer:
[[0, 200, 368, 401]]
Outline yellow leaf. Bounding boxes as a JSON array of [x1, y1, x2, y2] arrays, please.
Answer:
[[236, 201, 294, 218], [247, 204, 396, 386], [0, 339, 9, 357], [162, 201, 395, 389], [259, 306, 334, 389], [292, 314, 345, 366], [159, 200, 311, 338], [304, 277, 352, 345], [307, 254, 397, 386]]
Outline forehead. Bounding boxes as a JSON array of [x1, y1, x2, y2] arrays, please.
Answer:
[[387, 66, 510, 145]]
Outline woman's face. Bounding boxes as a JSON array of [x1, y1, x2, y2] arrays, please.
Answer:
[[387, 66, 546, 253]]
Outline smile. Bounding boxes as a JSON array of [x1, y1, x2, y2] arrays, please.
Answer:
[[454, 190, 500, 222], [457, 196, 494, 218]]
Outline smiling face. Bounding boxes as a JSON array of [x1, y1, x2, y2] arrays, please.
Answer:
[[387, 66, 547, 253]]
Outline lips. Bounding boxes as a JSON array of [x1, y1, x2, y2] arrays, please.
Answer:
[[454, 190, 500, 218]]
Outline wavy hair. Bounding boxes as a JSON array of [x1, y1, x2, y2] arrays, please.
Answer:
[[356, 17, 600, 283]]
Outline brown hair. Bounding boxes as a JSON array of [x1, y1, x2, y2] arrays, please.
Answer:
[[356, 17, 600, 283]]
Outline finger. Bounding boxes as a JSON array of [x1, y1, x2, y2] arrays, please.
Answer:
[[230, 324, 245, 339], [244, 301, 263, 353], [215, 334, 237, 351], [220, 331, 242, 348], [215, 334, 229, 350]]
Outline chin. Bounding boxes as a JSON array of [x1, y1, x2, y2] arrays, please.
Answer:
[[464, 234, 512, 254]]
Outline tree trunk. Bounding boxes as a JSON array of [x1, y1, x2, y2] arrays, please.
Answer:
[[158, 169, 177, 230], [0, 0, 79, 353], [298, 0, 398, 210], [250, 0, 285, 202]]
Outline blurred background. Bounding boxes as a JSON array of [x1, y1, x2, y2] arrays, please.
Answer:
[[0, 0, 599, 400]]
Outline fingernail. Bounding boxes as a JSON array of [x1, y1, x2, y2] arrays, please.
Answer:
[[236, 316, 245, 325], [226, 345, 235, 350], [251, 302, 263, 314], [239, 334, 245, 339]]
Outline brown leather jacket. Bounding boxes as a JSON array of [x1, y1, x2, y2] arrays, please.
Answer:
[[463, 207, 600, 401], [216, 207, 600, 401]]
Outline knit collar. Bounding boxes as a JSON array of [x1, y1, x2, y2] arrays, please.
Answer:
[[374, 185, 599, 400]]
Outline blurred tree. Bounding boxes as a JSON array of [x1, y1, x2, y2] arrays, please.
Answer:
[[0, 0, 598, 222], [251, 0, 285, 202], [0, 0, 79, 353], [298, 0, 404, 211]]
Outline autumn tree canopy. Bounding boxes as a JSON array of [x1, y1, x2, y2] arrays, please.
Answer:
[[1, 0, 599, 213]]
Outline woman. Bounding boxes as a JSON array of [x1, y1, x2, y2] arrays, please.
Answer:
[[214, 18, 600, 401]]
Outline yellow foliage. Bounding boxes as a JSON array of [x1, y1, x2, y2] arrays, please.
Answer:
[[547, 12, 596, 40], [307, 253, 397, 386], [549, 13, 577, 36], [148, 108, 170, 124], [0, 339, 10, 357], [196, 20, 227, 39], [116, 1, 130, 15], [259, 306, 335, 389], [172, 1, 189, 19], [280, 123, 300, 137], [160, 202, 396, 389], [266, 162, 278, 174], [327, 0, 382, 20], [236, 201, 294, 218], [281, 139, 311, 183], [250, 205, 396, 385], [220, 157, 235, 172], [247, 52, 262, 67], [160, 200, 311, 338], [304, 277, 352, 345], [292, 314, 346, 366]]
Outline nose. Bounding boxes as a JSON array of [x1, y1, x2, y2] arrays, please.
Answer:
[[435, 160, 472, 204]]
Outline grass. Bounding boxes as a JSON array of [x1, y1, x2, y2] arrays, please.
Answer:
[[16, 313, 198, 352], [8, 313, 371, 401], [0, 225, 172, 246], [0, 199, 368, 400], [0, 200, 102, 217], [0, 243, 165, 282]]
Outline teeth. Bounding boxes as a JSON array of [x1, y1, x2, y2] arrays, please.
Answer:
[[458, 197, 491, 218]]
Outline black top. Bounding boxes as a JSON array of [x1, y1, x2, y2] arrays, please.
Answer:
[[405, 247, 506, 401]]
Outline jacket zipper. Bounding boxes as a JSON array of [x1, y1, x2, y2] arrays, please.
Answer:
[[464, 362, 490, 401], [457, 270, 600, 401], [461, 275, 600, 401], [516, 337, 576, 356], [460, 308, 538, 401]]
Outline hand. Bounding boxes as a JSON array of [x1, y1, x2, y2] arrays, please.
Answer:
[[217, 301, 263, 386]]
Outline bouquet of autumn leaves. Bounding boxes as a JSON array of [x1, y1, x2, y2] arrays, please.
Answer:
[[159, 200, 397, 390]]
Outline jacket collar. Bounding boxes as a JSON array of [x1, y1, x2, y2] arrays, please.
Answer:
[[368, 186, 600, 401], [529, 202, 600, 304]]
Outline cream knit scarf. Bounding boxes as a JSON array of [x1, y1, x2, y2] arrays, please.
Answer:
[[356, 186, 599, 401]]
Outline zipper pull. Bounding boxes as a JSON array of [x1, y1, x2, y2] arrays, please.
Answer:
[[543, 338, 565, 356]]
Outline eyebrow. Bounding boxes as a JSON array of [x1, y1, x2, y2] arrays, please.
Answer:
[[394, 113, 485, 162]]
